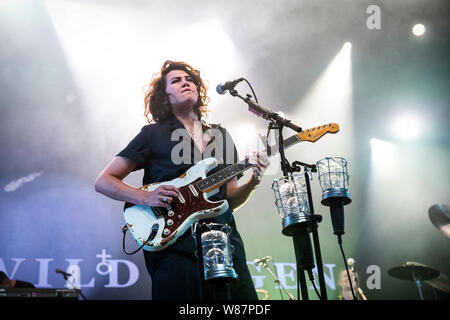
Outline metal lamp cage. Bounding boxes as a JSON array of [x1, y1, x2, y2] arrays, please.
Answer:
[[200, 223, 237, 281], [271, 173, 312, 236], [316, 157, 351, 205]]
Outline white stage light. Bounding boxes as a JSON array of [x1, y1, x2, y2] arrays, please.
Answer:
[[231, 123, 258, 156], [292, 42, 353, 159], [392, 114, 421, 140], [412, 24, 426, 36], [44, 0, 241, 140], [370, 138, 397, 171]]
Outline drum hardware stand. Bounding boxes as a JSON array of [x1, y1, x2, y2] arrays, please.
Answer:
[[413, 272, 425, 300]]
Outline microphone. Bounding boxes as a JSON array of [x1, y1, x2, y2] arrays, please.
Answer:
[[347, 258, 355, 270], [346, 257, 361, 299], [216, 78, 245, 95], [293, 231, 315, 271], [253, 256, 272, 266], [55, 268, 72, 278], [329, 201, 345, 236]]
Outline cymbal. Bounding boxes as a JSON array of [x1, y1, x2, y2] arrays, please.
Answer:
[[425, 273, 450, 294], [428, 204, 450, 239], [388, 262, 439, 281]]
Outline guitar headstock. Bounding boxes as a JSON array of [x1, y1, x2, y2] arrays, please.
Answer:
[[297, 123, 340, 142]]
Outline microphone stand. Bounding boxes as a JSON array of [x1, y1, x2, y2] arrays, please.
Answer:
[[270, 120, 311, 301], [56, 271, 88, 300], [227, 87, 327, 300], [349, 263, 367, 300], [228, 90, 302, 133], [292, 161, 328, 300], [258, 260, 296, 300]]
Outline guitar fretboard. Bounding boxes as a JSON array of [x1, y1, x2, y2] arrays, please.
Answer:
[[195, 135, 299, 192], [196, 160, 251, 192], [268, 135, 300, 156]]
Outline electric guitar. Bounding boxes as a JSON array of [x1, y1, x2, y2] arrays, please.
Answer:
[[123, 123, 339, 251]]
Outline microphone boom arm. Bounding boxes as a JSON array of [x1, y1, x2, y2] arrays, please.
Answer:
[[228, 89, 303, 133]]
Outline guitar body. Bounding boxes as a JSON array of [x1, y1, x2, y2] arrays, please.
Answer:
[[123, 157, 229, 252]]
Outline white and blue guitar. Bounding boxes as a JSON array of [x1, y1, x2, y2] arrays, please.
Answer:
[[123, 123, 339, 252]]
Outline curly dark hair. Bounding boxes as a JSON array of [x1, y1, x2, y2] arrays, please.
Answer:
[[143, 60, 210, 124]]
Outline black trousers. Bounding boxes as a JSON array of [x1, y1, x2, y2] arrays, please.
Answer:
[[144, 248, 258, 300]]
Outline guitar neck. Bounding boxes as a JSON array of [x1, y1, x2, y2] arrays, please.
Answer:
[[268, 123, 340, 155], [196, 159, 251, 192], [267, 134, 300, 156], [195, 123, 339, 193]]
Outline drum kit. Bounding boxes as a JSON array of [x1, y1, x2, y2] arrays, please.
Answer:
[[388, 204, 450, 300]]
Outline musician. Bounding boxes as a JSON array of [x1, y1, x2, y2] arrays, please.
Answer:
[[95, 60, 269, 300], [337, 269, 365, 300]]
